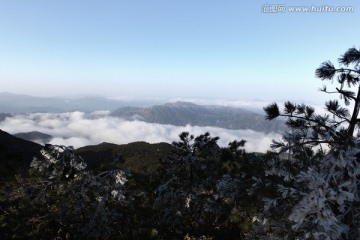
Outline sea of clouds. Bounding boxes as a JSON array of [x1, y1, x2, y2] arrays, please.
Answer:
[[0, 111, 282, 152]]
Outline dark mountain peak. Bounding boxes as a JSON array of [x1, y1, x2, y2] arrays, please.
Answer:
[[0, 129, 43, 180], [14, 131, 52, 144], [0, 129, 42, 148]]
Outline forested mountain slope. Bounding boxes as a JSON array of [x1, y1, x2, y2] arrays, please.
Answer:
[[111, 101, 284, 133]]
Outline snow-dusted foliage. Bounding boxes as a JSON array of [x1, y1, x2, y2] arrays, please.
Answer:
[[255, 47, 360, 239], [31, 144, 128, 202], [30, 144, 87, 179], [259, 137, 360, 239], [27, 144, 129, 238], [154, 132, 249, 238]]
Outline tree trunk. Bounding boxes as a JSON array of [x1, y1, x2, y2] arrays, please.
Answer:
[[348, 86, 360, 136]]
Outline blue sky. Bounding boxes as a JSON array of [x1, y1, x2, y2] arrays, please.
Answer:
[[0, 0, 359, 104]]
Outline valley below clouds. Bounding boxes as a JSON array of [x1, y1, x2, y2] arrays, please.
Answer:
[[0, 111, 281, 152]]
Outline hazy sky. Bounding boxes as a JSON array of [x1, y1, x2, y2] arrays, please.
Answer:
[[0, 0, 359, 103]]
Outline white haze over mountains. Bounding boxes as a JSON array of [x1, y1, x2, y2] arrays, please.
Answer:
[[0, 111, 281, 153]]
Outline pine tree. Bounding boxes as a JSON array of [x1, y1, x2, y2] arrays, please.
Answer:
[[154, 132, 249, 238], [255, 47, 360, 239]]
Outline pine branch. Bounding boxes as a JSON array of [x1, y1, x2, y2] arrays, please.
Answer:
[[338, 47, 360, 66], [335, 68, 360, 75], [316, 61, 336, 80], [264, 103, 280, 120]]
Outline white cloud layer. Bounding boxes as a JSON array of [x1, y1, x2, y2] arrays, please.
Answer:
[[0, 112, 282, 152]]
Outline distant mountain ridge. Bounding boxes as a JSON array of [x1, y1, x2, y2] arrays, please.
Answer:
[[0, 92, 158, 113], [111, 101, 285, 133], [0, 92, 285, 133]]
